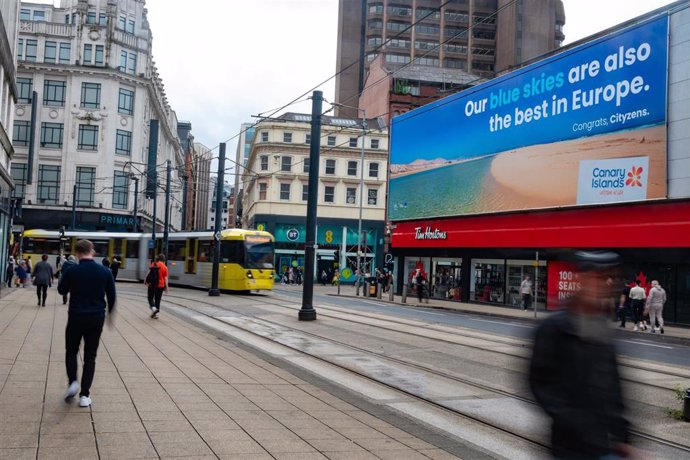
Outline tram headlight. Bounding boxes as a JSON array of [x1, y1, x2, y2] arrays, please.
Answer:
[[246, 270, 253, 279]]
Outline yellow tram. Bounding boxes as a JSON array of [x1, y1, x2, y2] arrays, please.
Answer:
[[20, 229, 275, 292]]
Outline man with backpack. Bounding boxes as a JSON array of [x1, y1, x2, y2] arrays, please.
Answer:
[[145, 254, 168, 318]]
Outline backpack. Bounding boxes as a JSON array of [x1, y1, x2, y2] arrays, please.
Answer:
[[146, 264, 160, 287]]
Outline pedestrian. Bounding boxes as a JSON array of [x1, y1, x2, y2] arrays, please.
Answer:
[[59, 255, 78, 305], [332, 268, 340, 286], [415, 269, 426, 303], [520, 274, 533, 311], [110, 256, 121, 280], [54, 254, 62, 280], [25, 255, 32, 275], [101, 256, 111, 269], [288, 267, 294, 285], [145, 254, 168, 318], [6, 256, 15, 288], [529, 251, 633, 460], [629, 280, 647, 331], [32, 254, 54, 307], [58, 239, 116, 408], [320, 269, 327, 286], [15, 260, 29, 288], [618, 279, 631, 328], [645, 280, 666, 334]]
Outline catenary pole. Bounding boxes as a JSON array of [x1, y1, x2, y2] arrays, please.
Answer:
[[209, 143, 226, 296], [163, 160, 171, 265], [132, 175, 139, 232], [299, 91, 322, 321], [71, 184, 77, 230], [151, 174, 157, 262]]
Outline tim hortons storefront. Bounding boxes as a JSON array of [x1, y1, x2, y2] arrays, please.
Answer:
[[390, 199, 690, 325]]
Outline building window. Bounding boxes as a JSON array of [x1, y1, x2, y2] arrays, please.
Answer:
[[368, 19, 383, 29], [346, 187, 357, 204], [43, 80, 66, 106], [416, 23, 440, 35], [78, 125, 98, 150], [347, 161, 357, 176], [370, 139, 380, 149], [258, 183, 267, 200], [17, 78, 32, 103], [325, 159, 336, 175], [75, 167, 95, 206], [34, 10, 46, 21], [86, 10, 97, 24], [95, 45, 104, 65], [416, 56, 439, 66], [305, 133, 311, 144], [327, 136, 336, 147], [280, 183, 290, 200], [12, 121, 30, 146], [302, 184, 308, 201], [283, 132, 292, 143], [349, 137, 358, 148], [10, 163, 27, 198], [118, 15, 126, 30], [99, 12, 107, 26], [261, 131, 268, 142], [281, 156, 292, 172], [83, 44, 92, 64], [118, 88, 134, 115], [40, 122, 64, 148], [324, 186, 335, 203], [115, 129, 132, 155], [37, 165, 60, 204], [119, 50, 136, 74], [81, 82, 101, 109], [44, 41, 57, 63], [303, 159, 310, 173], [260, 155, 268, 171], [59, 43, 70, 64], [25, 39, 37, 62], [368, 188, 378, 205], [20, 9, 30, 21], [112, 172, 129, 209], [369, 162, 379, 178], [386, 54, 411, 64], [17, 38, 23, 60], [127, 19, 135, 34]]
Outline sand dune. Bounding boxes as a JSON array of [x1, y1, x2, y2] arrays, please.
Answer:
[[487, 125, 666, 209]]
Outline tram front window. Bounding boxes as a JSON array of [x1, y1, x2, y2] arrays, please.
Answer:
[[244, 236, 274, 270]]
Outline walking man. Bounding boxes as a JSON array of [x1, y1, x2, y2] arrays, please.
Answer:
[[58, 239, 116, 407], [32, 254, 54, 307], [629, 280, 647, 331], [145, 254, 168, 318], [59, 255, 78, 305], [110, 256, 121, 280], [529, 251, 633, 459], [646, 280, 666, 334]]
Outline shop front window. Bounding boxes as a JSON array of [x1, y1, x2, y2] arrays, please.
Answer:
[[472, 259, 505, 304], [431, 259, 462, 301], [506, 260, 547, 309]]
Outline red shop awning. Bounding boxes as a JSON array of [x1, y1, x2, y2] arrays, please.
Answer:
[[391, 200, 690, 249]]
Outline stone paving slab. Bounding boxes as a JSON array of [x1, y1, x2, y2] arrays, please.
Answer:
[[0, 285, 462, 460]]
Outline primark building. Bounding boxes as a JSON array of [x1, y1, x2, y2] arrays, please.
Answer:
[[388, 1, 690, 324]]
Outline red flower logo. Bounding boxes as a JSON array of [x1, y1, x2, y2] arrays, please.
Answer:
[[625, 166, 643, 187]]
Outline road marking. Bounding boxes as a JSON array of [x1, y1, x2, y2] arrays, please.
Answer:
[[619, 339, 674, 349], [466, 317, 534, 329]]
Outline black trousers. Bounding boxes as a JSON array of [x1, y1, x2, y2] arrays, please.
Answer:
[[65, 315, 104, 397], [36, 284, 48, 305], [148, 286, 163, 310]]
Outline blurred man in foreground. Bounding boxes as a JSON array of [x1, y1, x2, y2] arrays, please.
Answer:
[[529, 251, 633, 459]]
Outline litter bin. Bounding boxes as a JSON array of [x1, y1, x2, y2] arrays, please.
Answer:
[[369, 283, 377, 297]]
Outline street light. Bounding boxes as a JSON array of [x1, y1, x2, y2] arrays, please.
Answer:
[[332, 103, 366, 296]]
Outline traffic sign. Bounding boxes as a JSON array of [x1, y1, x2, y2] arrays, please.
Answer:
[[384, 253, 393, 264], [214, 231, 221, 241], [325, 230, 333, 243]]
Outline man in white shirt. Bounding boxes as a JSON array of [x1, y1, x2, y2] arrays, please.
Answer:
[[628, 280, 647, 331], [520, 275, 533, 311]]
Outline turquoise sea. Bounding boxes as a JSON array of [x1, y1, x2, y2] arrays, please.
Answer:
[[388, 156, 494, 220]]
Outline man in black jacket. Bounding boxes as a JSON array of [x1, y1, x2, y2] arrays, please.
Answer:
[[529, 251, 633, 460], [58, 240, 116, 407]]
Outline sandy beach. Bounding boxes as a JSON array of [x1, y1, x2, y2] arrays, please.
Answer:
[[485, 125, 666, 210]]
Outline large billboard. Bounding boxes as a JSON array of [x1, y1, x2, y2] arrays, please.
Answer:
[[388, 17, 668, 221]]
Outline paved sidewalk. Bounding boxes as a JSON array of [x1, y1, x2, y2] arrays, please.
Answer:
[[0, 286, 459, 460], [306, 284, 690, 340]]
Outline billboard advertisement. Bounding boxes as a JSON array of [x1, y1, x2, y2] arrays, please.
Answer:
[[388, 17, 668, 221]]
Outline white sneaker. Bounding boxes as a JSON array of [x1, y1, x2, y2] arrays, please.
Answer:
[[79, 395, 91, 407], [64, 381, 79, 402], [633, 326, 639, 331], [150, 306, 158, 318]]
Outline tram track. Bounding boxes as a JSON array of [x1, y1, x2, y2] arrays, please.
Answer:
[[119, 288, 690, 457]]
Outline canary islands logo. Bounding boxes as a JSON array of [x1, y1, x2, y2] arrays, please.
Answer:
[[577, 156, 649, 205]]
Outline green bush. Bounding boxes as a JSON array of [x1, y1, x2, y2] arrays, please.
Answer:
[[666, 384, 689, 421]]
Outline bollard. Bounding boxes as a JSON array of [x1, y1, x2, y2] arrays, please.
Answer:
[[389, 282, 394, 302], [401, 283, 407, 303], [684, 389, 690, 421], [377, 283, 382, 299], [355, 280, 360, 296], [364, 282, 369, 297], [337, 280, 340, 295]]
